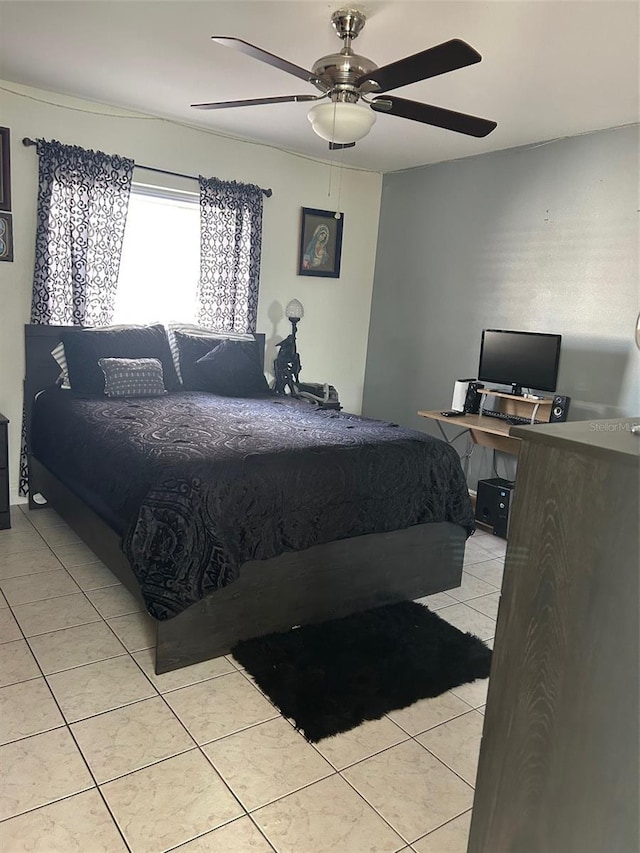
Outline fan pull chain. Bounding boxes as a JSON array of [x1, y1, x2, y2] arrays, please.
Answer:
[[327, 100, 338, 200], [327, 100, 344, 221], [327, 153, 334, 199], [334, 143, 345, 220]]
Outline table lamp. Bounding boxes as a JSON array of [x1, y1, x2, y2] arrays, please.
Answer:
[[274, 299, 304, 395], [285, 299, 304, 339]]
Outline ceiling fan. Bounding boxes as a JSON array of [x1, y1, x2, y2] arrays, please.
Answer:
[[192, 7, 497, 150]]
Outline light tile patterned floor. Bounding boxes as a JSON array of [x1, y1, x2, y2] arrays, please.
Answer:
[[0, 505, 504, 852]]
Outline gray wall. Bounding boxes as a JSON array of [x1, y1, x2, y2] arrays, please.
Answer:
[[362, 124, 639, 486]]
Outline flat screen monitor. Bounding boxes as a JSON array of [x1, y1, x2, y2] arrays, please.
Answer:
[[478, 329, 562, 395]]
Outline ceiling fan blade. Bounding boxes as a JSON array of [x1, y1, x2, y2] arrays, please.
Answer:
[[329, 142, 356, 150], [212, 37, 318, 85], [356, 39, 481, 93], [192, 95, 320, 110], [371, 96, 497, 138]]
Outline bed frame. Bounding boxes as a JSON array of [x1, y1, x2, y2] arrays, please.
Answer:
[[24, 324, 466, 674]]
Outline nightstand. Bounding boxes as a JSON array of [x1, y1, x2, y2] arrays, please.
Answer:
[[0, 413, 9, 529]]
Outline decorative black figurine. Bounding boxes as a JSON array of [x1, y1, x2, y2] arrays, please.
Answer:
[[274, 335, 301, 395]]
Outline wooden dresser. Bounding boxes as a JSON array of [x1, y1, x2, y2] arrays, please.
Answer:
[[468, 418, 639, 853]]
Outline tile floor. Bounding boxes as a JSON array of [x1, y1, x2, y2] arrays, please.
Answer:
[[0, 505, 505, 853]]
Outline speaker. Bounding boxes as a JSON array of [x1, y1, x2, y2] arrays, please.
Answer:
[[549, 394, 571, 423], [451, 378, 476, 412], [464, 381, 485, 414], [475, 477, 515, 539]]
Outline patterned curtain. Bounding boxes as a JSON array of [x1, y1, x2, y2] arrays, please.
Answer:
[[30, 139, 134, 325], [20, 139, 134, 496], [198, 176, 264, 333]]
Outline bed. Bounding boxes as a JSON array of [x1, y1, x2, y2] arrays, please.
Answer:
[[25, 323, 473, 673]]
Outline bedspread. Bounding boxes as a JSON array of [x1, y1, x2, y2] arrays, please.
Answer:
[[32, 390, 474, 619]]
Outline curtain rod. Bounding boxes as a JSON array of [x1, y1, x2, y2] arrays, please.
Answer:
[[21, 137, 273, 198]]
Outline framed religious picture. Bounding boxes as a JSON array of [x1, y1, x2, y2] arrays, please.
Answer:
[[0, 128, 11, 213], [0, 212, 14, 262], [298, 207, 343, 278]]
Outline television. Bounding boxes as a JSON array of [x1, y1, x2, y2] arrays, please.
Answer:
[[478, 329, 562, 396]]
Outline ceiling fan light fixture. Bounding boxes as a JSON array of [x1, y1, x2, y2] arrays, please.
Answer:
[[307, 101, 376, 144]]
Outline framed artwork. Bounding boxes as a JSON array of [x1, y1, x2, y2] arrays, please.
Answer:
[[298, 207, 343, 278], [0, 128, 11, 213], [0, 212, 14, 262]]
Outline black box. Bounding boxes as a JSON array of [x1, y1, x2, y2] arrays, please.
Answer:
[[475, 477, 515, 538]]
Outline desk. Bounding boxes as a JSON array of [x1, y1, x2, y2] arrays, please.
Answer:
[[418, 410, 521, 458], [419, 391, 553, 475]]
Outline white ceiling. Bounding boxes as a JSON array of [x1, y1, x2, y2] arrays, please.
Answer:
[[1, 1, 638, 173]]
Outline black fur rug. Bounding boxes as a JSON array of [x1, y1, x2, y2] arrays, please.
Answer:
[[232, 600, 492, 742]]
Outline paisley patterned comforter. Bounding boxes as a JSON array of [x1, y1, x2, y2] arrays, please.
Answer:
[[32, 389, 474, 619]]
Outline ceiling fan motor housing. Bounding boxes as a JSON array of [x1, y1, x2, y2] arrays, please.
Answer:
[[312, 50, 378, 101], [313, 7, 380, 101]]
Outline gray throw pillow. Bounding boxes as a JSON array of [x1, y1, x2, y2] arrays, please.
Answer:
[[98, 357, 167, 398]]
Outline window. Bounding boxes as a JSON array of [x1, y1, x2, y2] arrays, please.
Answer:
[[112, 186, 200, 325]]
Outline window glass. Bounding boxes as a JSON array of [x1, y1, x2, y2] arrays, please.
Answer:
[[112, 187, 200, 325]]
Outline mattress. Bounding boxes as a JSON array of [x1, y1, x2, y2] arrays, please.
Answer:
[[31, 389, 474, 619]]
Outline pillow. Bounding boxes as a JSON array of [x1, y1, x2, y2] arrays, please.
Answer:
[[195, 339, 270, 397], [173, 331, 255, 391], [167, 323, 255, 384], [51, 342, 71, 389], [61, 324, 180, 395], [173, 331, 224, 390], [98, 357, 167, 398]]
